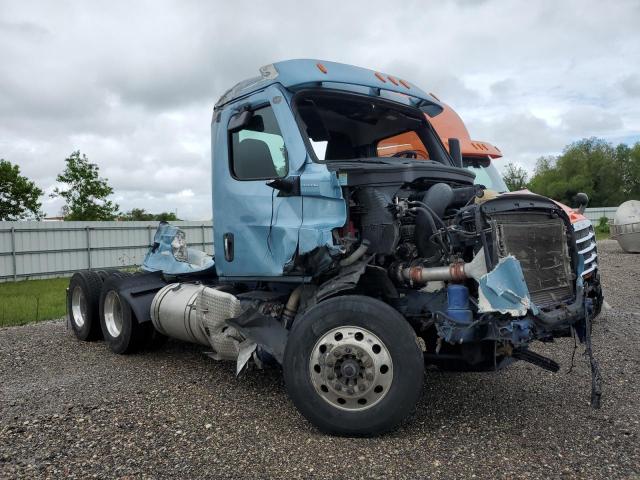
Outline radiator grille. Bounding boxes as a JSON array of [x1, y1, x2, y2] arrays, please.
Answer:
[[572, 219, 598, 276], [492, 213, 574, 308]]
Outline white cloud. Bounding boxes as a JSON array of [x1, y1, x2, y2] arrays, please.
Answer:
[[1, 0, 639, 218]]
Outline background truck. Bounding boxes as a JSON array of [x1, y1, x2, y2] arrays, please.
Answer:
[[67, 60, 603, 437]]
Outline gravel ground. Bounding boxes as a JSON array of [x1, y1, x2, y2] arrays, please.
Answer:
[[1, 239, 638, 479]]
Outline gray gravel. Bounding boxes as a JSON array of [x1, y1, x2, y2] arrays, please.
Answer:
[[1, 239, 639, 479]]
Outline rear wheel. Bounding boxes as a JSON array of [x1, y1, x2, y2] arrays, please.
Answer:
[[68, 271, 103, 341], [94, 268, 118, 281], [99, 274, 150, 354], [283, 295, 424, 437]]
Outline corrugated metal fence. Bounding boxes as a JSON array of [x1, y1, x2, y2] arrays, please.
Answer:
[[0, 221, 213, 282], [0, 207, 621, 282], [583, 207, 617, 223]]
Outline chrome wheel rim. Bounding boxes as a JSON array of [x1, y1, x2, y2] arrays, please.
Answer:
[[103, 290, 123, 338], [71, 286, 87, 328], [309, 326, 393, 411]]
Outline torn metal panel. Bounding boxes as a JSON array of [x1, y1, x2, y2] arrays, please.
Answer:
[[142, 222, 214, 275], [477, 255, 534, 317], [226, 306, 289, 364], [298, 162, 347, 255], [235, 340, 257, 376], [314, 260, 368, 303]]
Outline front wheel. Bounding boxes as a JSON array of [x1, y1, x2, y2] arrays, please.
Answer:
[[283, 295, 424, 437]]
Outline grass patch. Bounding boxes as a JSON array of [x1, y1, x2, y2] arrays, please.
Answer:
[[0, 277, 69, 327], [595, 230, 610, 242]]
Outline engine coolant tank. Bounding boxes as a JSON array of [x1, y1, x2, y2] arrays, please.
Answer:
[[612, 200, 640, 253], [150, 283, 210, 346]]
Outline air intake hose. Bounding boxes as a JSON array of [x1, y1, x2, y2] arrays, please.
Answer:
[[415, 183, 454, 259]]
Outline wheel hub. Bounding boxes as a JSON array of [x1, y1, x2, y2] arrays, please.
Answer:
[[103, 290, 124, 338], [309, 326, 393, 411], [71, 286, 86, 328], [340, 359, 360, 379]]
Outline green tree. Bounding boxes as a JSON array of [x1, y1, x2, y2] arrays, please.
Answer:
[[0, 159, 43, 220], [502, 162, 529, 191], [52, 151, 119, 220], [120, 208, 180, 221], [615, 142, 640, 199], [121, 208, 154, 221], [154, 211, 179, 222], [528, 138, 628, 207]]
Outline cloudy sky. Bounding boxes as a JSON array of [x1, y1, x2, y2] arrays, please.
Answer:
[[1, 0, 639, 219]]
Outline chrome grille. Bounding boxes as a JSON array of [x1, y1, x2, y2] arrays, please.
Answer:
[[572, 219, 598, 276]]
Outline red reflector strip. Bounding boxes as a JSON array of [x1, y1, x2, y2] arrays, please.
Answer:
[[387, 76, 399, 86], [316, 63, 328, 74], [399, 79, 410, 89]]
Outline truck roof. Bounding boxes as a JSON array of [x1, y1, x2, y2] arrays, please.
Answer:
[[429, 100, 502, 159], [214, 59, 444, 116]]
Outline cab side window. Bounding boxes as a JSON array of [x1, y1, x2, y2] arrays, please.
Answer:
[[230, 106, 288, 180]]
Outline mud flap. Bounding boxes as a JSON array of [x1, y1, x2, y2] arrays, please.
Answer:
[[116, 271, 168, 323]]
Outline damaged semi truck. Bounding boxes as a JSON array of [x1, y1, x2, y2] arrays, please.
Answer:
[[67, 60, 603, 436]]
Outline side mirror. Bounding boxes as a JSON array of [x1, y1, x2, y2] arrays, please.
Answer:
[[228, 110, 253, 133], [266, 176, 301, 196], [574, 192, 589, 214], [448, 138, 463, 168]]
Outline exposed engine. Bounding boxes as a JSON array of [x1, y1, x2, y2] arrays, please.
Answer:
[[328, 164, 583, 368]]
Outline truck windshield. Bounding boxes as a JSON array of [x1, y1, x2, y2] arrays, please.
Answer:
[[295, 90, 448, 164], [463, 156, 509, 193]]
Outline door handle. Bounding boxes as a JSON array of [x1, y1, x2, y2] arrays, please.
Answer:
[[223, 233, 234, 261]]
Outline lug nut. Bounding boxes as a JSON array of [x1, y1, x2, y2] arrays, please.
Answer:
[[366, 372, 374, 381], [327, 373, 335, 380], [334, 384, 342, 391]]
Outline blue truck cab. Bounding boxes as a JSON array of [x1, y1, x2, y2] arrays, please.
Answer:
[[68, 60, 603, 437]]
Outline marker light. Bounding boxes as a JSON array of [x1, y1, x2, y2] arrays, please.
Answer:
[[316, 63, 328, 74]]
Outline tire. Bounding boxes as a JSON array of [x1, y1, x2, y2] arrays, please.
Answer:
[[68, 270, 104, 341], [283, 295, 424, 437], [94, 268, 118, 281], [99, 275, 148, 354]]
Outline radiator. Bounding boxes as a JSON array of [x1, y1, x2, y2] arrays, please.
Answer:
[[492, 213, 575, 308]]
